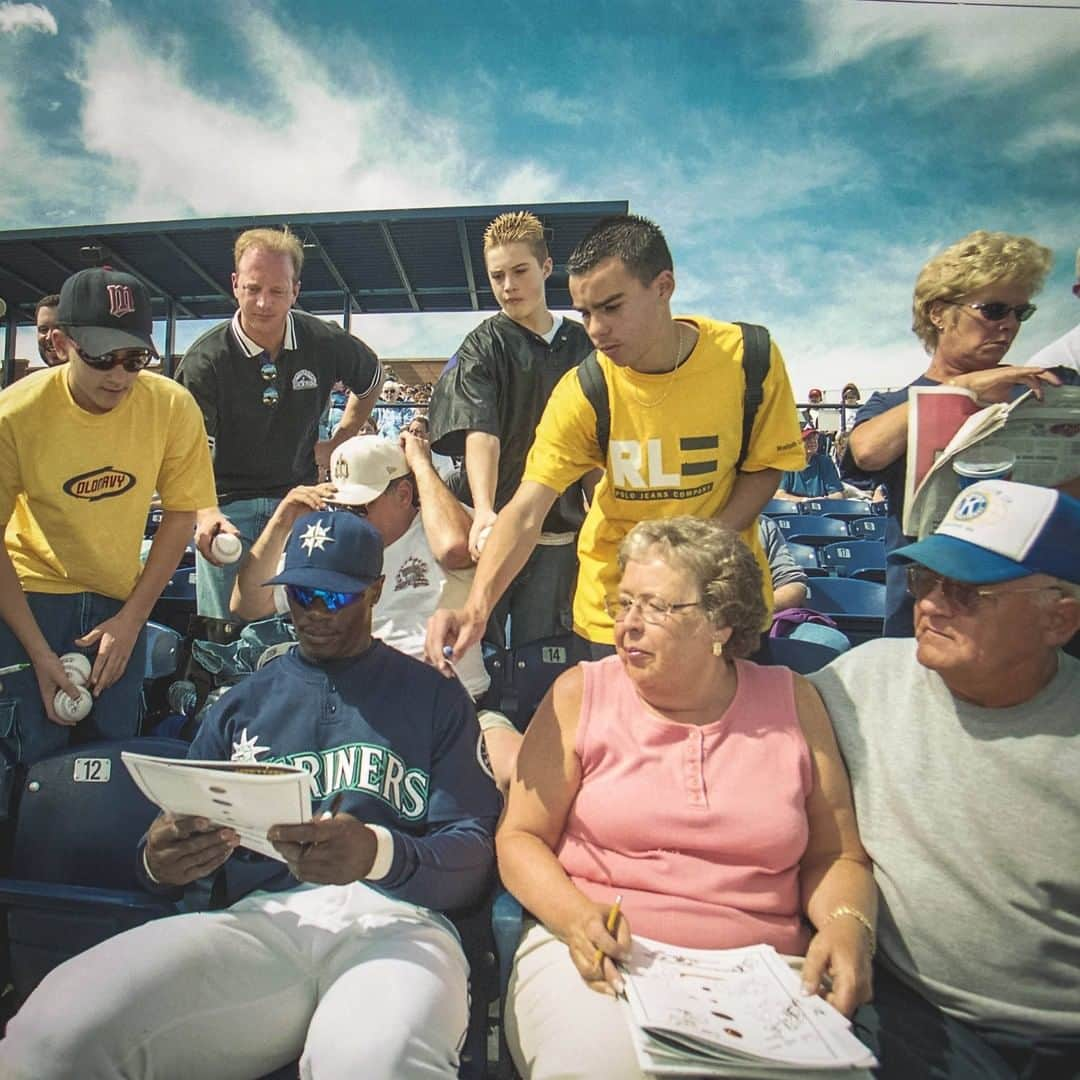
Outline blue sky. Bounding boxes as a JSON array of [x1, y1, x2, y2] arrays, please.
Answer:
[[1, 0, 1078, 395]]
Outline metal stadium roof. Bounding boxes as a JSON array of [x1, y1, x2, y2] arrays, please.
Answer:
[[0, 201, 628, 375]]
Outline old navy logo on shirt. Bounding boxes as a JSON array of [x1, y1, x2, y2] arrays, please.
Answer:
[[609, 436, 717, 501], [292, 369, 318, 391], [63, 465, 136, 501]]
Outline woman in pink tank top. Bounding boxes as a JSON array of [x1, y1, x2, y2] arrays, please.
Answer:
[[498, 517, 876, 1079]]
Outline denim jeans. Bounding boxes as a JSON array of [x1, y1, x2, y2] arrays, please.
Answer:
[[0, 592, 148, 767], [854, 962, 1080, 1080], [195, 496, 281, 620], [487, 542, 576, 650]]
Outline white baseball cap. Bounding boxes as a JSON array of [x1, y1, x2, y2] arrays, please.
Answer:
[[891, 480, 1080, 584], [329, 436, 409, 506]]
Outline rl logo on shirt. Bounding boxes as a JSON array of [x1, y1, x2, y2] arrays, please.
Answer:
[[610, 437, 718, 501], [63, 466, 136, 501]]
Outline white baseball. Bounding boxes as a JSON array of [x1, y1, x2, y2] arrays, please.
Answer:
[[211, 532, 243, 564], [476, 525, 493, 553], [54, 686, 92, 722], [59, 652, 92, 687]]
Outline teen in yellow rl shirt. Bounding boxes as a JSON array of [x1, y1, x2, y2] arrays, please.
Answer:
[[426, 214, 804, 668], [0, 268, 214, 767]]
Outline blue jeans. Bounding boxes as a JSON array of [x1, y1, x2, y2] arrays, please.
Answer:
[[488, 543, 576, 650], [0, 592, 147, 767], [854, 962, 1080, 1079], [195, 496, 281, 620]]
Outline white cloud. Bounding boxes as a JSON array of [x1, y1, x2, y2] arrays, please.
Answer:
[[521, 88, 588, 127], [66, 11, 565, 224], [1007, 119, 1080, 159], [794, 0, 1080, 87], [0, 3, 56, 35]]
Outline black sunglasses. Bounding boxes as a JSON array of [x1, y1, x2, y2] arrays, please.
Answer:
[[75, 344, 154, 372], [327, 502, 369, 518], [946, 300, 1036, 324]]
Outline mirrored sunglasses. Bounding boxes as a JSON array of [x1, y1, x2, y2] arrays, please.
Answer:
[[285, 585, 366, 612], [259, 359, 280, 407]]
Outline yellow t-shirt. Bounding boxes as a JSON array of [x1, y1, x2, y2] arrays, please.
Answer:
[[523, 317, 806, 643], [0, 368, 216, 601]]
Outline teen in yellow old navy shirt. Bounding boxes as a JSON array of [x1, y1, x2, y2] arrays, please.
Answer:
[[524, 317, 806, 643], [0, 267, 215, 767], [1, 368, 211, 600]]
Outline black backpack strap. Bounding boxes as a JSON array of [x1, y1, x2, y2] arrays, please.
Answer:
[[733, 322, 771, 471], [576, 350, 610, 461]]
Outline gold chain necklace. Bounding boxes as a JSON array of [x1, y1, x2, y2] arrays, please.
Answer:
[[629, 323, 688, 409]]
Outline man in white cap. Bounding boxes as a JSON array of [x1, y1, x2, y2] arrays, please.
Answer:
[[0, 267, 214, 766], [232, 432, 520, 787], [809, 480, 1080, 1078]]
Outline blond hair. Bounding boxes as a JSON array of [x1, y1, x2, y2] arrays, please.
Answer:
[[234, 227, 304, 279], [483, 211, 548, 264], [911, 230, 1052, 353], [617, 517, 767, 659]]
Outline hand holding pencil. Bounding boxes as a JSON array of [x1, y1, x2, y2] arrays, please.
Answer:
[[573, 894, 630, 997]]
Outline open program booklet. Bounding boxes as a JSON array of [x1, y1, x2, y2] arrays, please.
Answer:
[[622, 938, 876, 1077], [121, 752, 314, 862], [903, 383, 1080, 538]]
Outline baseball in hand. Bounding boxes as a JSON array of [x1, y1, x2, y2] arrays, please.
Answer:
[[476, 525, 493, 553], [211, 532, 243, 564], [54, 686, 92, 722], [59, 652, 92, 687]]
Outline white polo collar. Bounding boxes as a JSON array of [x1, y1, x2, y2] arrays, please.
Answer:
[[230, 309, 297, 358]]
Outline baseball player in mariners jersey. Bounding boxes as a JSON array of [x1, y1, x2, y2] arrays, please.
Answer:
[[0, 511, 500, 1080]]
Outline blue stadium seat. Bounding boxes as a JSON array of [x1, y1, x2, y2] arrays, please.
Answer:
[[799, 498, 871, 520], [144, 621, 182, 681], [785, 541, 827, 575], [0, 736, 188, 1004], [771, 515, 849, 546], [815, 540, 887, 583], [504, 633, 577, 730], [762, 498, 796, 517], [847, 516, 887, 541], [805, 577, 886, 646], [757, 636, 846, 673]]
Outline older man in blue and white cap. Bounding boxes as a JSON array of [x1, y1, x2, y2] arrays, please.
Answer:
[[0, 510, 499, 1080], [810, 480, 1080, 1080]]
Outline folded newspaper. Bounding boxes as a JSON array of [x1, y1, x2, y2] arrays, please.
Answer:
[[622, 938, 876, 1077], [903, 383, 1080, 538], [121, 752, 314, 861]]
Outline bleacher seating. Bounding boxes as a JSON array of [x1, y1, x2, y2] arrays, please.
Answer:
[[785, 541, 827, 575], [848, 516, 887, 541], [500, 633, 576, 731], [762, 498, 796, 517], [771, 515, 849, 546], [805, 577, 886, 646], [757, 636, 847, 674], [798, 498, 872, 520], [0, 737, 187, 1004], [815, 540, 887, 583]]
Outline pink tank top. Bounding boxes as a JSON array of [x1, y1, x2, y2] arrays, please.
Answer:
[[556, 655, 812, 953]]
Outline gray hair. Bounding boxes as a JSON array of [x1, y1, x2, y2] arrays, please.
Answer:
[[617, 517, 766, 659]]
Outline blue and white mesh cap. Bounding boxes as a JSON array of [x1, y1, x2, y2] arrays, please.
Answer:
[[889, 480, 1080, 584]]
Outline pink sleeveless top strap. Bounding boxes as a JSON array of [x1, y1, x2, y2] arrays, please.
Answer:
[[555, 654, 812, 953]]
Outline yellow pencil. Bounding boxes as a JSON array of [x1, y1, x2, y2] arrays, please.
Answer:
[[592, 894, 623, 972]]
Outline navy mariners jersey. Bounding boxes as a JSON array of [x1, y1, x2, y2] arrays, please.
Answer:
[[142, 641, 498, 912]]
